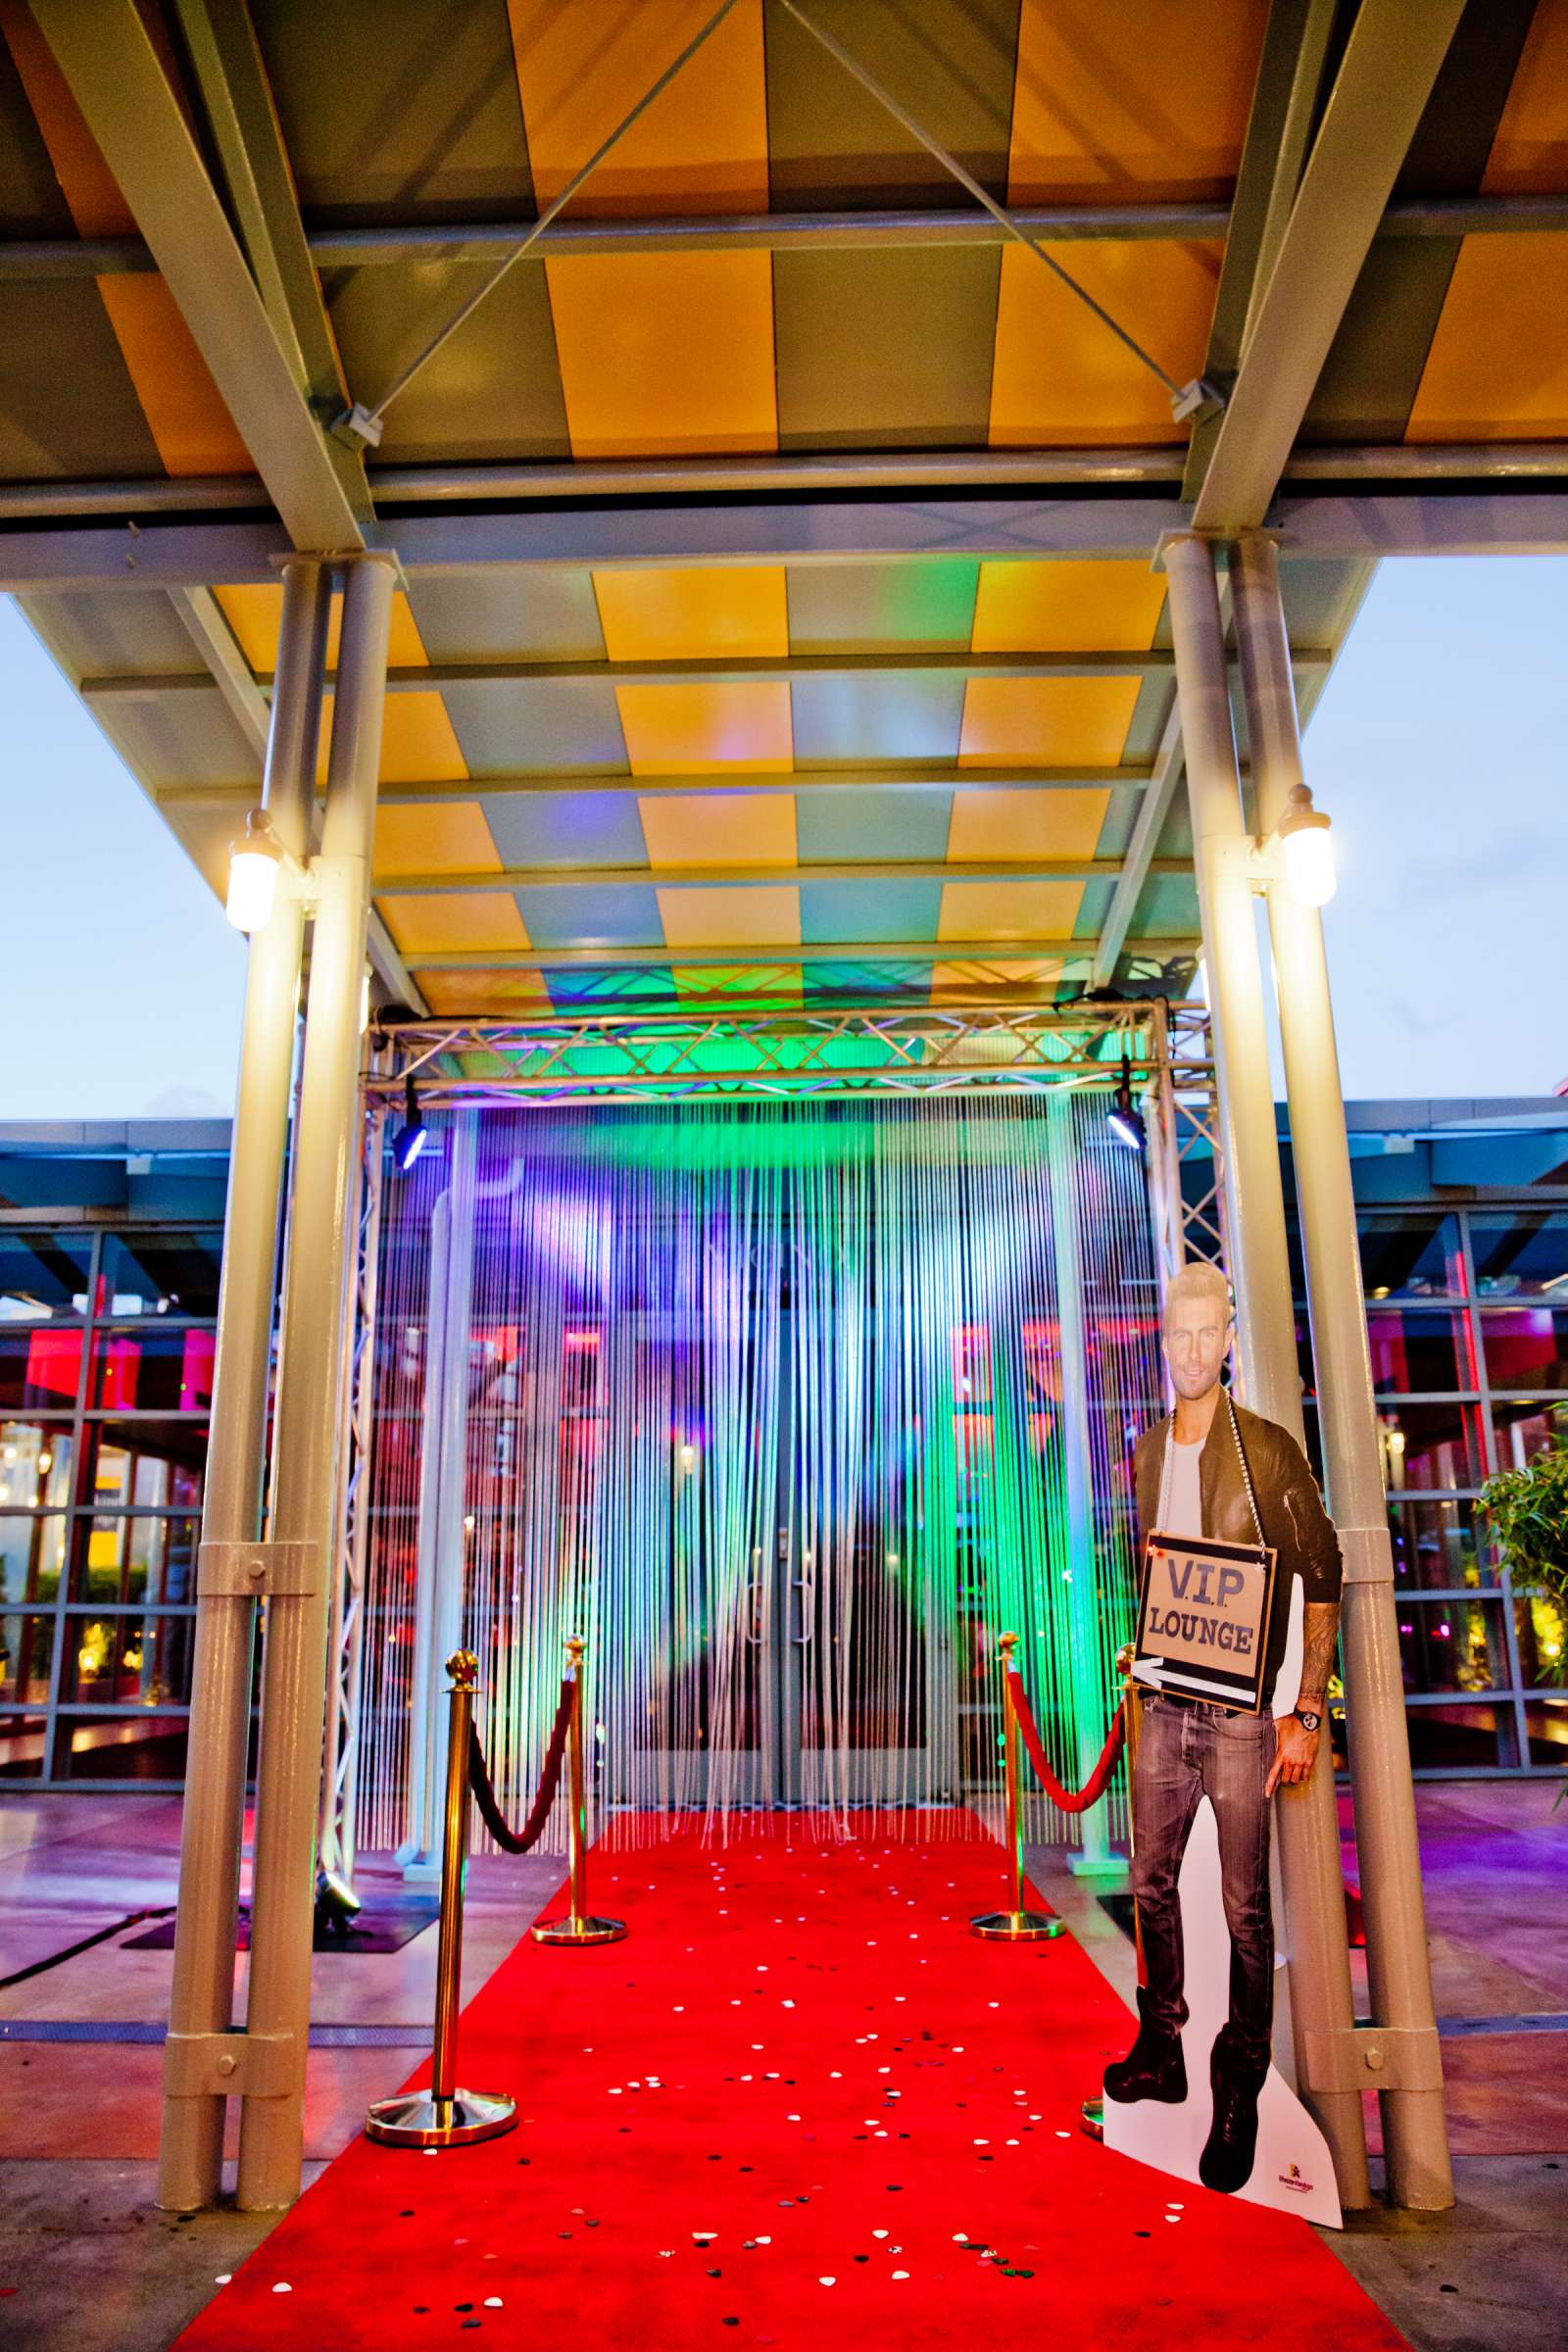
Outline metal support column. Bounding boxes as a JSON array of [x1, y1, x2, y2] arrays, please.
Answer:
[[236, 554, 396, 2212], [157, 557, 328, 2214], [1161, 533, 1370, 2208], [1045, 1089, 1114, 1873], [1232, 532, 1452, 2211]]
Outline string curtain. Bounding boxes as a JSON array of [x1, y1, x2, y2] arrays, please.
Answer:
[[358, 1090, 1164, 1853]]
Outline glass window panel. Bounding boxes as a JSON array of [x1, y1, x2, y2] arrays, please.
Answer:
[[61, 1610, 196, 1707], [1396, 1596, 1508, 1695], [0, 1713, 48, 1780], [1525, 1697, 1568, 1768], [1365, 1309, 1478, 1395], [0, 1424, 73, 1509], [85, 1423, 208, 1504], [0, 1230, 92, 1320], [72, 1515, 199, 1607], [56, 1711, 189, 1782], [0, 1612, 54, 1703], [1379, 1399, 1487, 1490], [1492, 1397, 1568, 1469], [1481, 1308, 1568, 1393], [1357, 1211, 1466, 1298], [0, 1512, 66, 1606], [0, 1325, 83, 1413], [90, 1326, 216, 1412], [1388, 1496, 1490, 1591], [95, 1231, 223, 1319], [1512, 1593, 1567, 1686], [1405, 1703, 1516, 1771], [1469, 1210, 1568, 1299]]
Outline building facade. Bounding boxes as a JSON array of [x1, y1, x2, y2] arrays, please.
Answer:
[[1, 1099, 1562, 1792]]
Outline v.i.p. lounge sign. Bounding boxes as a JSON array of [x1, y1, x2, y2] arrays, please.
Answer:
[[1135, 1531, 1277, 1712]]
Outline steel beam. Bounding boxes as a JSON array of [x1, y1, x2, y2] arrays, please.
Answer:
[[1090, 700, 1188, 987], [12, 487, 1568, 592], [29, 0, 368, 550], [83, 648, 1331, 703], [396, 934, 1199, 971], [372, 856, 1185, 895], [9, 191, 1568, 282], [1183, 0, 1336, 501], [171, 0, 346, 418], [1191, 0, 1467, 532], [157, 763, 1158, 812]]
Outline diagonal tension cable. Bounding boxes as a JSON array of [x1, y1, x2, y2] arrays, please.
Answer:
[[774, 0, 1210, 417], [336, 0, 743, 448]]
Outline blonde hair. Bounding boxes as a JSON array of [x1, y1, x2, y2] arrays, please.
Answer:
[[1162, 1258, 1233, 1326]]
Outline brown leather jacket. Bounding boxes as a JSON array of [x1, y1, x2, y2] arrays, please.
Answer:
[[1133, 1396, 1343, 1609]]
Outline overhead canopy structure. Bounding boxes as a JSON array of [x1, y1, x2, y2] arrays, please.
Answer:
[[4, 0, 1563, 1018]]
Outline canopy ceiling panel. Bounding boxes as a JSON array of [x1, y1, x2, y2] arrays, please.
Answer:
[[3, 0, 1554, 1020]]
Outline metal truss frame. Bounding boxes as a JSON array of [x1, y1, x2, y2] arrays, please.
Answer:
[[1145, 999, 1230, 1283], [364, 1001, 1173, 1108], [318, 1084, 386, 1892]]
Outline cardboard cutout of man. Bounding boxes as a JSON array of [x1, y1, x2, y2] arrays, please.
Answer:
[[1103, 1260, 1344, 2195]]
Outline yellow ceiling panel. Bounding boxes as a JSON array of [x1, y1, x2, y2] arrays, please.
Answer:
[[416, 969, 554, 1016], [657, 885, 802, 948], [957, 678, 1141, 767], [0, 0, 251, 475], [507, 0, 768, 216], [938, 880, 1084, 942], [378, 892, 529, 956], [1406, 235, 1568, 442], [1481, 4, 1568, 191], [639, 792, 796, 869], [971, 560, 1165, 652], [593, 566, 789, 661], [315, 691, 469, 787], [373, 804, 502, 879], [948, 788, 1111, 862], [617, 681, 793, 773], [930, 954, 1069, 1001], [1008, 0, 1266, 202], [988, 240, 1220, 447], [546, 253, 778, 458], [214, 585, 431, 675]]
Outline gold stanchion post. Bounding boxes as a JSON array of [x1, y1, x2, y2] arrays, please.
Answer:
[[971, 1632, 1064, 1942], [1082, 1642, 1143, 2140], [366, 1652, 516, 2147], [530, 1634, 626, 1948]]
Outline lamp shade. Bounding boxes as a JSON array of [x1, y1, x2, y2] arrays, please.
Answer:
[[225, 842, 281, 933], [1280, 816, 1336, 907]]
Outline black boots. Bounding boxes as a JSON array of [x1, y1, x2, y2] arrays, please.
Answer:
[[1102, 2001, 1187, 2106], [1199, 2032, 1265, 2193]]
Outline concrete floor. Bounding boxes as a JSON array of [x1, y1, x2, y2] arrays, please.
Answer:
[[0, 1782, 1563, 2351]]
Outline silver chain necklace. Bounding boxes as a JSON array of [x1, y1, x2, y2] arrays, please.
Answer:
[[1158, 1390, 1265, 1546]]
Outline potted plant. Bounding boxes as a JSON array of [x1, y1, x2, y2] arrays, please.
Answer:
[[1479, 1441, 1568, 1780]]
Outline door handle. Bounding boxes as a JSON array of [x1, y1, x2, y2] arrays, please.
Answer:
[[792, 1546, 814, 1645]]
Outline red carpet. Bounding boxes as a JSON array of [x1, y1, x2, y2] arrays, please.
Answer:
[[177, 1817, 1406, 2350]]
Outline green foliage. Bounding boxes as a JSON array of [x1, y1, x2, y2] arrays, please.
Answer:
[[1480, 1443, 1568, 1690]]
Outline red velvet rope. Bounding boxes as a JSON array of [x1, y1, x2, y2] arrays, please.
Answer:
[[466, 1677, 575, 1855], [1005, 1671, 1125, 1813]]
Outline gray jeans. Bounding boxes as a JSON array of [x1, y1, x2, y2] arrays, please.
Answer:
[[1132, 1694, 1278, 2081]]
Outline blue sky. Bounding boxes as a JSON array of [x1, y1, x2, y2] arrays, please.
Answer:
[[0, 556, 1562, 1120]]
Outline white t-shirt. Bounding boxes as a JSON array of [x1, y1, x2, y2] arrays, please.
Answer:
[[1163, 1431, 1204, 1541]]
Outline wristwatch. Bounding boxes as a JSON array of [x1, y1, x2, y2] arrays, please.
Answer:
[[1294, 1703, 1323, 1733]]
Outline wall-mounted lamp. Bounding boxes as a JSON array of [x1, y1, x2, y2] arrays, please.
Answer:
[[224, 808, 306, 934], [1274, 782, 1337, 907]]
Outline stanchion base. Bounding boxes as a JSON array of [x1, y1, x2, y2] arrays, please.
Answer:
[[365, 2089, 517, 2148], [969, 1909, 1065, 1941], [1080, 2096, 1105, 2141], [529, 1914, 627, 1947]]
